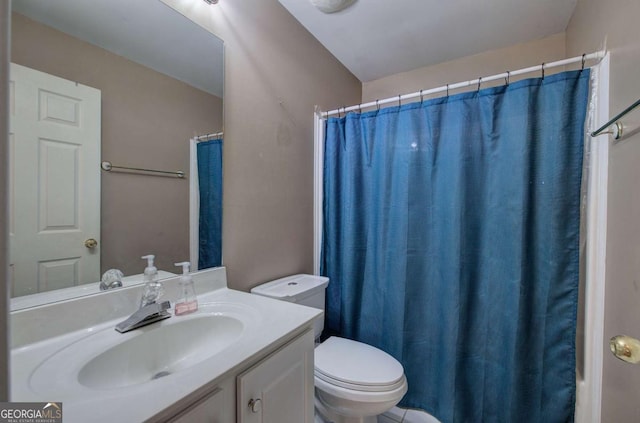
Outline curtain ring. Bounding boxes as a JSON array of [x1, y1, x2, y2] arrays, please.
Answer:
[[398, 94, 402, 107], [581, 53, 586, 70], [505, 71, 510, 86], [446, 84, 450, 97], [420, 89, 424, 104], [376, 99, 380, 111], [358, 103, 362, 114], [541, 62, 545, 79], [477, 77, 482, 92]]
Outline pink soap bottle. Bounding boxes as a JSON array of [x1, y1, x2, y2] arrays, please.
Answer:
[[174, 262, 198, 316]]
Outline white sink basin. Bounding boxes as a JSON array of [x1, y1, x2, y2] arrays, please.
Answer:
[[78, 314, 243, 389], [28, 303, 257, 396]]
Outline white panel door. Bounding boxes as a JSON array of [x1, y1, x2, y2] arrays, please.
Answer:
[[9, 63, 101, 297], [238, 330, 315, 423]]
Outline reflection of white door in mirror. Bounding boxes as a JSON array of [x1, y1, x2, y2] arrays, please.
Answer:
[[9, 63, 101, 297]]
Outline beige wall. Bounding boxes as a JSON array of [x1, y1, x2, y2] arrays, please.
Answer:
[[566, 0, 640, 420], [161, 0, 361, 291], [11, 13, 223, 276], [363, 33, 566, 103]]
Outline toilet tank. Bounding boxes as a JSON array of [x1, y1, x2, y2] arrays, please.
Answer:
[[251, 274, 329, 339]]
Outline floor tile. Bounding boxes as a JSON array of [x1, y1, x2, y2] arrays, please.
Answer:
[[403, 409, 441, 423], [381, 406, 407, 422], [378, 414, 400, 423]]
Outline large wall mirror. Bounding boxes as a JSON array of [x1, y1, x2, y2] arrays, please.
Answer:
[[9, 0, 224, 309]]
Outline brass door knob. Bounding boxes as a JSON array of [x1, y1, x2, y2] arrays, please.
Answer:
[[610, 335, 640, 364], [84, 238, 98, 249]]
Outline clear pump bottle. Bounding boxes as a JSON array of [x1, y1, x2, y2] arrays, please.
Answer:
[[139, 255, 164, 308], [174, 262, 198, 316]]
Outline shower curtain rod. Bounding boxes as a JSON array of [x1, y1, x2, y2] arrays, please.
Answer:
[[322, 51, 605, 118], [194, 131, 223, 141]]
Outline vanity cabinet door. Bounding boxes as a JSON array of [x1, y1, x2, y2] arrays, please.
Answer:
[[237, 329, 315, 423], [169, 378, 235, 423]]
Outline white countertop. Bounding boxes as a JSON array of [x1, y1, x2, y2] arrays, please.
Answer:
[[11, 270, 322, 423], [10, 270, 177, 311]]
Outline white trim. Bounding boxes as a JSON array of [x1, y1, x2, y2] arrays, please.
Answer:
[[576, 53, 609, 423], [313, 109, 325, 276], [189, 138, 200, 270], [0, 0, 11, 401]]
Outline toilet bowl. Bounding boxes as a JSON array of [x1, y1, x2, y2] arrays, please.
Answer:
[[314, 337, 407, 423], [251, 275, 408, 423]]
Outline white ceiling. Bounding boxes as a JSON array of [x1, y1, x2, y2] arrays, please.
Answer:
[[277, 0, 578, 82], [12, 0, 224, 97]]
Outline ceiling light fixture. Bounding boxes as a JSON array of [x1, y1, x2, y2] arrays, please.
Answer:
[[309, 0, 357, 14], [203, 0, 218, 5]]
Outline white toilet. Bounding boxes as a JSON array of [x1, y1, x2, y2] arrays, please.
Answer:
[[252, 274, 408, 423]]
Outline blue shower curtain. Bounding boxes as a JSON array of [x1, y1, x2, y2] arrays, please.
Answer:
[[197, 139, 223, 269], [321, 70, 590, 423]]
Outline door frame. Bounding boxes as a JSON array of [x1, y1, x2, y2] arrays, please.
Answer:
[[0, 0, 11, 401], [576, 53, 609, 423]]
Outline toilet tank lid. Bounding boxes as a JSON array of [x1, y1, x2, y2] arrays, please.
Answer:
[[250, 274, 329, 301]]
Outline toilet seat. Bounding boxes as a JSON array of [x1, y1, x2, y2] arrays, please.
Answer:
[[315, 372, 408, 405], [315, 369, 407, 393], [314, 337, 405, 393]]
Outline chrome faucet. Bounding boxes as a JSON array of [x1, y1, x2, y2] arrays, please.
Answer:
[[115, 300, 171, 333]]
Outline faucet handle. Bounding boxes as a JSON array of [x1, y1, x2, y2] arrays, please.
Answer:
[[139, 300, 170, 314], [115, 300, 172, 333], [100, 269, 124, 291]]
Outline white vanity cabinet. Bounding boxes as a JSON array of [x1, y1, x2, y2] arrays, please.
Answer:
[[238, 329, 315, 423], [168, 379, 234, 423], [163, 329, 315, 423]]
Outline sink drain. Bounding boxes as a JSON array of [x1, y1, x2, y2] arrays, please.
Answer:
[[151, 371, 171, 380]]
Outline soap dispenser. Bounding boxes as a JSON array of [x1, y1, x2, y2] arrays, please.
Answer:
[[174, 262, 198, 316], [139, 254, 164, 308]]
